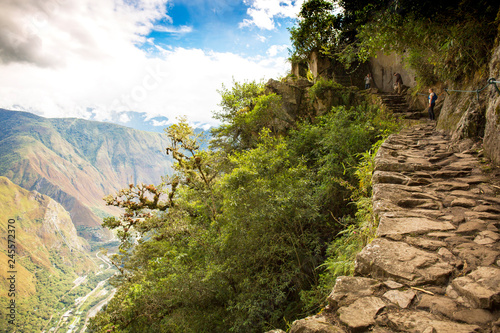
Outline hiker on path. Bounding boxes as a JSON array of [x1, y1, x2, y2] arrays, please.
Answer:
[[364, 74, 372, 89], [394, 72, 403, 94], [428, 88, 437, 120]]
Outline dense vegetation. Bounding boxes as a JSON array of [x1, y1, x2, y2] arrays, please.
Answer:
[[88, 75, 399, 332], [289, 0, 499, 86], [89, 0, 500, 331]]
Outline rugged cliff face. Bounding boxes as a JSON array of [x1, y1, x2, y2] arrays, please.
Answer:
[[0, 177, 92, 298], [484, 44, 500, 165], [0, 109, 174, 240], [434, 43, 500, 164]]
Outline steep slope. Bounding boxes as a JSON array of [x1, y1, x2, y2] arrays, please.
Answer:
[[0, 109, 174, 240], [289, 124, 500, 332], [0, 177, 93, 297]]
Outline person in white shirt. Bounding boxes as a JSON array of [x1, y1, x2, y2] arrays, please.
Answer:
[[364, 74, 372, 89]]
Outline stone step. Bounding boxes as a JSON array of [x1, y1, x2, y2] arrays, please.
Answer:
[[286, 123, 500, 333]]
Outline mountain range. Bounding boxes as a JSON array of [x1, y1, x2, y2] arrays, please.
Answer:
[[0, 109, 174, 241], [0, 176, 92, 298]]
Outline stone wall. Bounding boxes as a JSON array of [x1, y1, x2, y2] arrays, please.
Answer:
[[294, 51, 371, 88], [309, 51, 333, 78], [368, 51, 417, 92]]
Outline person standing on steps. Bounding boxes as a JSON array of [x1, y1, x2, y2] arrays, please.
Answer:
[[364, 73, 372, 89], [394, 72, 403, 95], [428, 88, 438, 120]]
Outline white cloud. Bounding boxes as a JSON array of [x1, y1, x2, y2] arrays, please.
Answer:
[[239, 0, 304, 30], [153, 25, 193, 34], [0, 0, 169, 67], [0, 0, 290, 127], [119, 113, 131, 123], [267, 44, 288, 57], [0, 47, 288, 126], [151, 119, 171, 127]]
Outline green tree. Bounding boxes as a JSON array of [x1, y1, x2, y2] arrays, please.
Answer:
[[289, 0, 339, 59], [211, 80, 294, 153], [290, 0, 499, 83], [215, 131, 325, 331]]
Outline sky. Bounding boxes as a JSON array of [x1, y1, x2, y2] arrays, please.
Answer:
[[0, 0, 305, 130]]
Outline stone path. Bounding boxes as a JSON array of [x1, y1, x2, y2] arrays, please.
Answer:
[[288, 123, 500, 333], [379, 93, 424, 119]]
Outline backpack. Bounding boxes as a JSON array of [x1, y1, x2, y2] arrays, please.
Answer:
[[431, 93, 438, 103]]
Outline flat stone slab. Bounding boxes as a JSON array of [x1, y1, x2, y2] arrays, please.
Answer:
[[452, 243, 499, 267], [355, 238, 454, 286], [383, 289, 416, 308], [451, 198, 476, 208], [450, 191, 500, 206], [465, 211, 499, 220], [338, 297, 385, 329], [327, 276, 381, 309], [456, 220, 487, 235], [452, 309, 496, 325], [460, 176, 489, 184], [427, 232, 457, 238], [372, 170, 410, 185], [434, 181, 470, 191], [451, 266, 500, 308], [473, 204, 500, 213], [432, 170, 471, 178], [375, 158, 437, 172], [373, 183, 424, 199], [290, 316, 344, 333], [385, 311, 481, 333], [405, 237, 447, 251], [417, 294, 459, 318], [383, 280, 404, 289], [473, 230, 499, 245], [377, 217, 455, 237]]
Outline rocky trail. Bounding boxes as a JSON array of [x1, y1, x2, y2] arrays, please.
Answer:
[[379, 93, 424, 120], [287, 123, 500, 333]]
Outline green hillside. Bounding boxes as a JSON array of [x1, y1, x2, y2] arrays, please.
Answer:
[[0, 109, 174, 241], [0, 177, 97, 331]]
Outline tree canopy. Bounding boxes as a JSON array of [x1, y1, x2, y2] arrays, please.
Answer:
[[289, 0, 500, 84]]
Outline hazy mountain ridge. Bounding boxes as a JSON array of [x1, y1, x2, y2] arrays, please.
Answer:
[[0, 109, 174, 240]]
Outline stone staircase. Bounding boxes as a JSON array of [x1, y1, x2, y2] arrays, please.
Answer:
[[285, 123, 500, 333], [379, 93, 425, 119]]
